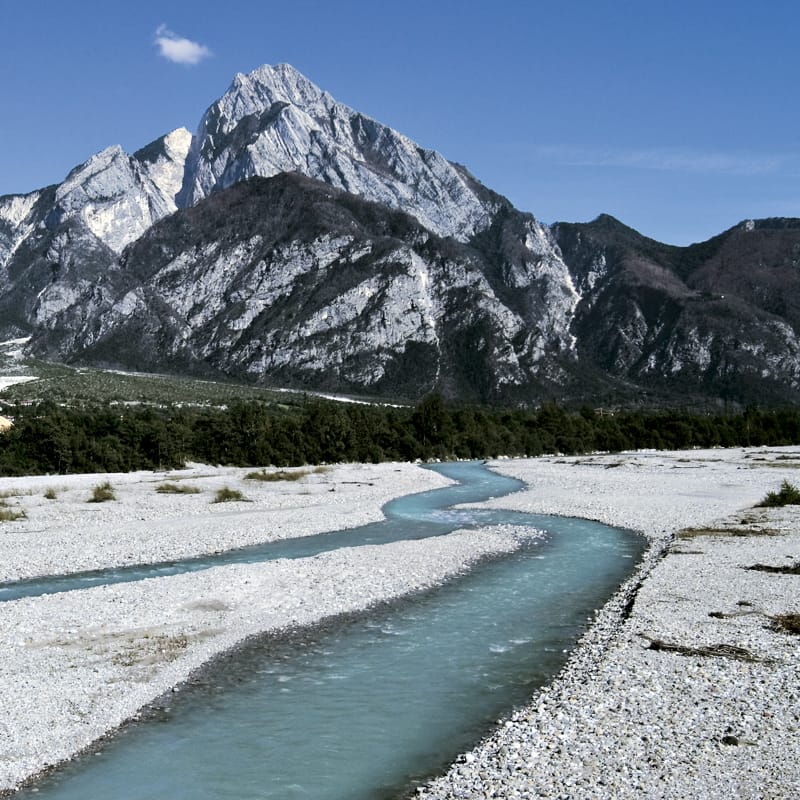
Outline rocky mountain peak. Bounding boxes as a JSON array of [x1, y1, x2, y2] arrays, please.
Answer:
[[43, 130, 192, 255], [178, 63, 496, 241], [228, 63, 334, 116], [135, 127, 192, 213]]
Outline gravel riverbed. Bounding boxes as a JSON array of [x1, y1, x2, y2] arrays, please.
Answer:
[[0, 460, 533, 793], [417, 448, 800, 799], [1, 449, 798, 797], [0, 526, 536, 793], [0, 461, 452, 583]]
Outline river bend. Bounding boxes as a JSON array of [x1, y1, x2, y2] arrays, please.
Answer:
[[11, 462, 645, 799]]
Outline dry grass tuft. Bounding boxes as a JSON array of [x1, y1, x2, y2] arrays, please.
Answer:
[[0, 488, 31, 498], [769, 613, 800, 635], [245, 465, 330, 482], [677, 525, 779, 539], [645, 638, 766, 662], [156, 482, 201, 495], [245, 468, 308, 482], [88, 482, 115, 503], [212, 486, 249, 504], [746, 562, 800, 575]]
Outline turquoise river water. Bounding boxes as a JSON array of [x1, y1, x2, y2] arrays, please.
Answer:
[[9, 462, 646, 799]]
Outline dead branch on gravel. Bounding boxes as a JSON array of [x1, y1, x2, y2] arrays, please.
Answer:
[[643, 637, 770, 663]]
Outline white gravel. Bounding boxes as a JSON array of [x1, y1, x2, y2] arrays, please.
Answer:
[[0, 462, 451, 582], [418, 447, 800, 799]]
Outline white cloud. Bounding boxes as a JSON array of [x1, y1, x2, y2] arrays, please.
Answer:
[[536, 145, 783, 176], [155, 24, 212, 66]]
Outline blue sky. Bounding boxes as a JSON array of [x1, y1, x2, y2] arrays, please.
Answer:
[[1, 0, 797, 245]]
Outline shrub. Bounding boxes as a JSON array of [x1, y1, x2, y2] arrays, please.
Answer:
[[88, 482, 116, 503], [770, 613, 800, 635], [212, 486, 248, 503], [0, 507, 25, 522], [245, 468, 308, 482], [43, 487, 58, 500], [756, 480, 800, 507], [156, 482, 201, 494]]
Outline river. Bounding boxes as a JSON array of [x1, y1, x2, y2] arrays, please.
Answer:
[[10, 462, 645, 798]]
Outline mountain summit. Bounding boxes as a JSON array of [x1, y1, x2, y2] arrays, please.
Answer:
[[178, 63, 495, 241], [0, 65, 798, 406]]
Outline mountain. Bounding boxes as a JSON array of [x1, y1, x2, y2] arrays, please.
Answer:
[[178, 64, 497, 242], [1, 64, 799, 407], [553, 215, 800, 405], [29, 173, 582, 403], [0, 128, 191, 338]]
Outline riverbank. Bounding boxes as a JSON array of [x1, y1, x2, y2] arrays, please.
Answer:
[[418, 447, 800, 799], [0, 461, 452, 582]]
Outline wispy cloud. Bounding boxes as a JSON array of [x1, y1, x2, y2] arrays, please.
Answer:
[[536, 145, 783, 176], [154, 24, 212, 66]]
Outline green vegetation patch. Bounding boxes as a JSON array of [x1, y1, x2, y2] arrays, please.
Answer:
[[756, 480, 800, 507], [88, 482, 116, 503], [2, 392, 800, 479], [156, 482, 201, 495], [1, 360, 302, 410], [212, 486, 249, 504]]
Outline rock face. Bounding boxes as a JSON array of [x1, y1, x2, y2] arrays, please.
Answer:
[[1, 64, 799, 405], [553, 215, 800, 405], [29, 174, 579, 403], [0, 128, 191, 339]]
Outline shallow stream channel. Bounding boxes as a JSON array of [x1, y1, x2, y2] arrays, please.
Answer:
[[10, 462, 646, 799]]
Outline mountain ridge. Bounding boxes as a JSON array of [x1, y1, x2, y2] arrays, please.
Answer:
[[1, 63, 798, 407]]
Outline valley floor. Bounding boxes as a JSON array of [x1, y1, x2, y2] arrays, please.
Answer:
[[0, 449, 798, 796]]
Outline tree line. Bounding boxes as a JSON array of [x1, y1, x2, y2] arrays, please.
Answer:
[[0, 395, 798, 476]]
